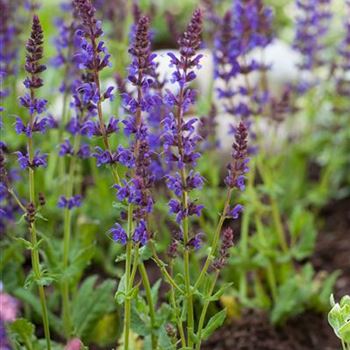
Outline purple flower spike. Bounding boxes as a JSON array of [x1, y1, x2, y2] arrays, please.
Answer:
[[225, 122, 249, 190], [113, 14, 156, 229], [15, 16, 51, 174], [293, 0, 332, 71], [73, 0, 113, 80], [0, 1, 20, 112], [23, 15, 46, 89], [213, 227, 234, 269]]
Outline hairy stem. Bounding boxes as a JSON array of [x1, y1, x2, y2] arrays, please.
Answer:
[[27, 134, 51, 350], [139, 263, 157, 349], [123, 204, 133, 350], [195, 271, 219, 350], [194, 189, 232, 289], [149, 242, 183, 293], [61, 134, 81, 338], [169, 263, 186, 348]]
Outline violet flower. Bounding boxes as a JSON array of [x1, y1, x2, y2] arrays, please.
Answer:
[[0, 150, 20, 234], [335, 1, 350, 100], [224, 121, 249, 190], [109, 15, 157, 246], [16, 151, 47, 169], [73, 0, 113, 78], [232, 0, 274, 53], [73, 0, 117, 166], [162, 9, 204, 248], [228, 204, 244, 219], [16, 16, 54, 169], [215, 2, 273, 124], [199, 104, 219, 150], [212, 227, 234, 270], [109, 223, 128, 245], [293, 0, 332, 71], [58, 195, 82, 210], [0, 0, 20, 112]]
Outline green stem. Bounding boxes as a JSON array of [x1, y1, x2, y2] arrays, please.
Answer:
[[181, 191, 194, 348], [61, 206, 72, 337], [129, 246, 139, 288], [123, 204, 134, 350], [28, 137, 51, 350], [124, 240, 132, 350], [139, 263, 157, 348], [149, 241, 184, 293], [270, 199, 288, 253], [239, 207, 251, 301], [184, 246, 194, 347], [194, 189, 232, 289], [255, 216, 277, 301], [7, 188, 27, 212], [169, 263, 186, 348], [256, 157, 288, 253], [239, 158, 256, 302], [195, 272, 219, 350], [61, 135, 81, 338]]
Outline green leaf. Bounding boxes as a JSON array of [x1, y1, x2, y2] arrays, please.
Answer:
[[139, 245, 153, 261], [13, 288, 62, 335], [8, 318, 35, 349], [271, 264, 314, 324], [339, 322, 350, 342], [328, 294, 350, 342], [130, 306, 150, 336], [158, 325, 175, 350], [112, 201, 128, 211], [151, 279, 162, 306], [24, 270, 57, 289], [62, 245, 95, 282], [340, 295, 350, 308], [72, 275, 116, 339], [330, 293, 336, 307], [35, 212, 48, 222], [115, 253, 126, 263], [209, 283, 233, 302], [314, 272, 340, 311], [201, 308, 227, 340], [115, 273, 126, 304], [14, 237, 33, 250], [88, 313, 121, 346], [155, 303, 172, 326]]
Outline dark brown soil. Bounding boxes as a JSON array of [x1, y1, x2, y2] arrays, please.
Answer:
[[313, 197, 350, 298], [203, 309, 338, 350], [203, 197, 350, 350]]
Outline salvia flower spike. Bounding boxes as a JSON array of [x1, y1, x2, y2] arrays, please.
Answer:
[[16, 15, 52, 350]]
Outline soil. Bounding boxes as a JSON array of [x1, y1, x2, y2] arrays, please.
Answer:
[[202, 310, 338, 350], [313, 197, 350, 299], [202, 197, 350, 350]]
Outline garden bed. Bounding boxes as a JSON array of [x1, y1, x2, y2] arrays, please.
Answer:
[[203, 197, 350, 349]]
